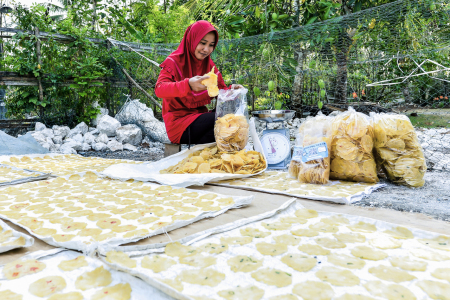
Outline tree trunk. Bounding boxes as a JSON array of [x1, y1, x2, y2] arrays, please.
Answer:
[[335, 50, 348, 103], [291, 47, 305, 113], [91, 0, 97, 32], [334, 29, 353, 104]]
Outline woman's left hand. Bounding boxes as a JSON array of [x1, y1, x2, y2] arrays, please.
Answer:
[[231, 84, 244, 90]]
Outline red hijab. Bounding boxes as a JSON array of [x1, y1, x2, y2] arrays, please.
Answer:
[[160, 20, 219, 80]]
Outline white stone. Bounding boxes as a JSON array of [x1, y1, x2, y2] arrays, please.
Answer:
[[74, 122, 89, 135], [41, 128, 54, 139], [52, 125, 70, 138], [35, 122, 46, 131], [63, 139, 82, 151], [46, 137, 54, 146], [66, 127, 82, 139], [95, 133, 109, 144], [92, 107, 109, 127], [31, 132, 47, 144], [92, 142, 107, 151], [116, 124, 143, 146], [81, 143, 91, 151], [107, 140, 123, 152], [90, 129, 99, 135], [89, 127, 96, 132], [50, 143, 61, 153], [98, 115, 121, 137], [52, 135, 63, 145], [123, 143, 137, 151], [72, 133, 84, 144], [84, 132, 96, 145], [41, 142, 51, 150], [60, 144, 77, 154]]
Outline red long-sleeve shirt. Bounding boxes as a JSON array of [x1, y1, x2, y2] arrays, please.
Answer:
[[155, 67, 229, 144]]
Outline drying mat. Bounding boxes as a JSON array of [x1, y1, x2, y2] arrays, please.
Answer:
[[0, 153, 144, 176], [0, 164, 50, 187], [211, 170, 385, 204], [0, 248, 175, 300], [0, 172, 252, 254], [0, 218, 34, 254], [100, 200, 450, 300], [101, 119, 267, 188]]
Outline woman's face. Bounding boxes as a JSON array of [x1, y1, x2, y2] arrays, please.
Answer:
[[194, 32, 216, 60]]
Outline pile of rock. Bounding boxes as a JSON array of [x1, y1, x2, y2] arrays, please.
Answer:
[[417, 128, 450, 171], [31, 115, 144, 155]]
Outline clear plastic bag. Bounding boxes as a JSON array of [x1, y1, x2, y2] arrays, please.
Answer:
[[330, 107, 378, 183], [292, 113, 332, 184], [214, 88, 249, 152], [372, 113, 427, 187], [288, 132, 303, 179]]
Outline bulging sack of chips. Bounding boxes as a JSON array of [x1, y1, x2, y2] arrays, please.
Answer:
[[330, 107, 378, 183], [288, 132, 303, 179], [372, 113, 426, 187], [294, 113, 332, 184], [215, 88, 249, 152]]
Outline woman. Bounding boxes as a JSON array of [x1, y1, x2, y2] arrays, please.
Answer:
[[155, 20, 242, 145]]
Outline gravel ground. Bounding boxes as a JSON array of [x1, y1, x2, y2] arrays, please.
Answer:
[[79, 149, 450, 222], [354, 171, 450, 222]]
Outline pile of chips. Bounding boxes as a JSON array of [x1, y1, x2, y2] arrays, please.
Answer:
[[373, 113, 426, 187], [160, 146, 266, 175], [330, 108, 379, 183], [214, 114, 249, 152], [289, 114, 332, 184]]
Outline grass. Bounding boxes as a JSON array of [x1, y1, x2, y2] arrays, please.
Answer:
[[409, 114, 450, 128]]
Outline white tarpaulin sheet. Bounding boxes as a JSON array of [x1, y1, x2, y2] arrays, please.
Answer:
[[211, 171, 386, 204], [0, 172, 252, 254], [0, 164, 50, 187], [101, 118, 268, 188], [100, 200, 450, 300], [0, 248, 175, 299], [0, 153, 144, 176], [0, 218, 34, 253]]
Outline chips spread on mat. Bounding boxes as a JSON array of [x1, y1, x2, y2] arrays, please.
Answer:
[[372, 113, 426, 187], [214, 114, 249, 152], [160, 146, 266, 175], [330, 108, 378, 183], [289, 113, 332, 184]]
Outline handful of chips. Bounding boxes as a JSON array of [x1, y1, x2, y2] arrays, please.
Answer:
[[214, 114, 249, 152], [290, 114, 332, 184], [201, 66, 219, 97], [330, 108, 378, 183], [372, 113, 426, 187], [160, 146, 266, 175]]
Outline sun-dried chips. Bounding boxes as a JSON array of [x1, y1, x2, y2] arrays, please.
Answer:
[[214, 114, 249, 152], [160, 146, 266, 175], [330, 108, 378, 183], [372, 113, 426, 187], [289, 113, 332, 184]]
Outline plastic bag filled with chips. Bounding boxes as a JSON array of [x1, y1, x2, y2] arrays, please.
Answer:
[[294, 113, 333, 184], [288, 132, 304, 179], [330, 107, 378, 183], [372, 113, 427, 187], [215, 88, 249, 152]]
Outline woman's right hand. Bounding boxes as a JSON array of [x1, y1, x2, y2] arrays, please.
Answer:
[[189, 75, 210, 92]]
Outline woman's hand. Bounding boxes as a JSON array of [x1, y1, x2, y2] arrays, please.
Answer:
[[189, 75, 209, 92], [231, 84, 244, 89]]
